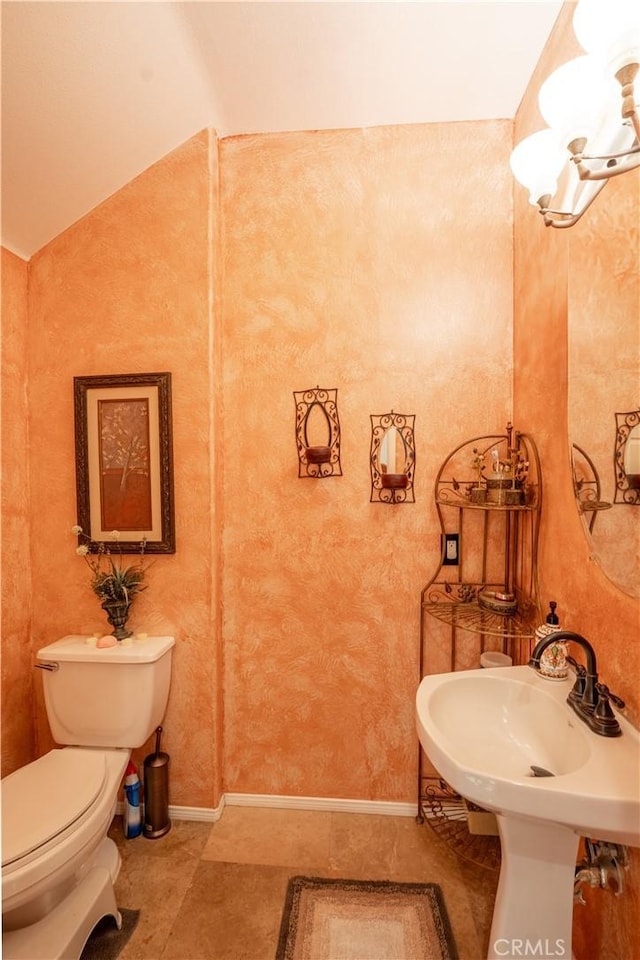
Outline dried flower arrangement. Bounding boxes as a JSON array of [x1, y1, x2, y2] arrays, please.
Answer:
[[72, 526, 149, 604]]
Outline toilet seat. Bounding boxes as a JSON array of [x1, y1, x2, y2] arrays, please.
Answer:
[[2, 747, 129, 925], [2, 750, 108, 867]]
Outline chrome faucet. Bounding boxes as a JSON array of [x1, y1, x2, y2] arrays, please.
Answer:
[[529, 631, 624, 737]]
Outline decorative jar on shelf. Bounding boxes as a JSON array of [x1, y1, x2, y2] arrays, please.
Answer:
[[486, 475, 512, 504]]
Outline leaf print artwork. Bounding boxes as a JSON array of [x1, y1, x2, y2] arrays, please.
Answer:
[[98, 399, 152, 530]]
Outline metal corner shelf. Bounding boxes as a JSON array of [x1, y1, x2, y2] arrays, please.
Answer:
[[419, 777, 501, 871], [417, 425, 542, 867], [421, 598, 538, 641], [434, 495, 537, 512]]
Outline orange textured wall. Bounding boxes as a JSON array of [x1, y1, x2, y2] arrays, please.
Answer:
[[513, 5, 640, 958], [3, 120, 514, 808], [3, 121, 513, 806], [22, 131, 224, 808], [1, 248, 35, 776], [219, 121, 514, 800]]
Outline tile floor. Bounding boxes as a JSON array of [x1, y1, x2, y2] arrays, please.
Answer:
[[109, 805, 498, 960]]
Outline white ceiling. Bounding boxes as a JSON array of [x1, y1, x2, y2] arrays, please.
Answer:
[[1, 1, 562, 260]]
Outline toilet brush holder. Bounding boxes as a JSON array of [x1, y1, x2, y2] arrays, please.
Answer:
[[143, 726, 171, 839]]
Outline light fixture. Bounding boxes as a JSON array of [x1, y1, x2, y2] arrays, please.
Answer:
[[510, 0, 640, 227]]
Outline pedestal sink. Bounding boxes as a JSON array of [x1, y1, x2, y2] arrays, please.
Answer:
[[416, 665, 640, 960]]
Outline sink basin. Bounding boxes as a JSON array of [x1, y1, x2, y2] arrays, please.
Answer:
[[416, 665, 640, 959], [416, 664, 639, 845]]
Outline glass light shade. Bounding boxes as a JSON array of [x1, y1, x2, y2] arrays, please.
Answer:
[[573, 0, 640, 71], [539, 56, 606, 145], [510, 130, 567, 205]]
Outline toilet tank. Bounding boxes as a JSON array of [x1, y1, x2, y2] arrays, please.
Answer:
[[36, 635, 175, 748]]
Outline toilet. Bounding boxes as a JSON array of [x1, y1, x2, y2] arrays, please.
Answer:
[[1, 634, 174, 960]]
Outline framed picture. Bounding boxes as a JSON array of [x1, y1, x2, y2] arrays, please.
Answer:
[[74, 372, 175, 553]]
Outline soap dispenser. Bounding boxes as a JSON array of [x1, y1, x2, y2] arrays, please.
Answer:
[[535, 601, 569, 681]]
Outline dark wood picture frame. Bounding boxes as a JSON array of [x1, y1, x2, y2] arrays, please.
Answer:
[[74, 372, 175, 553]]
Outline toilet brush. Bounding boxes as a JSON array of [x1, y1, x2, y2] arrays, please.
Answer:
[[143, 726, 171, 838]]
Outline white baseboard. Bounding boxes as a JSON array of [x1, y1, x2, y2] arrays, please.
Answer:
[[177, 793, 416, 820], [116, 798, 225, 821], [169, 800, 226, 822], [117, 793, 416, 824]]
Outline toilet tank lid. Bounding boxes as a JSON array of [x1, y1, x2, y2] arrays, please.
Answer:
[[37, 635, 175, 664]]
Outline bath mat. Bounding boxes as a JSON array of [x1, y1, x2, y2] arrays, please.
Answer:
[[276, 876, 457, 960], [80, 908, 140, 960]]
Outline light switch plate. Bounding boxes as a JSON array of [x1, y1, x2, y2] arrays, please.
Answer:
[[441, 533, 459, 565]]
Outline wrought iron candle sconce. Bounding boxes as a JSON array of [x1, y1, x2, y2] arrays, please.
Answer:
[[614, 409, 640, 504], [571, 443, 612, 533], [294, 386, 342, 478], [370, 411, 415, 503]]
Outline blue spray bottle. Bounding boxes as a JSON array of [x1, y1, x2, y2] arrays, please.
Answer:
[[123, 760, 142, 839]]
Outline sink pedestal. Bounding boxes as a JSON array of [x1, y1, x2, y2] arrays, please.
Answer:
[[488, 815, 579, 960]]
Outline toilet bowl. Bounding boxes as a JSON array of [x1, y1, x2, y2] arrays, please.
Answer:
[[1, 634, 174, 960]]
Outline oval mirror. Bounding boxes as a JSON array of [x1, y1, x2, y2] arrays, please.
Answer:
[[567, 176, 640, 599], [379, 426, 407, 476], [304, 401, 331, 449]]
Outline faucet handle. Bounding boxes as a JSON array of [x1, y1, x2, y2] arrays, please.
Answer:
[[596, 683, 625, 711], [566, 657, 586, 703], [592, 683, 624, 736]]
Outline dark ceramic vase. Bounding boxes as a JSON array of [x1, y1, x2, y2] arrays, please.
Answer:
[[101, 600, 133, 640]]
